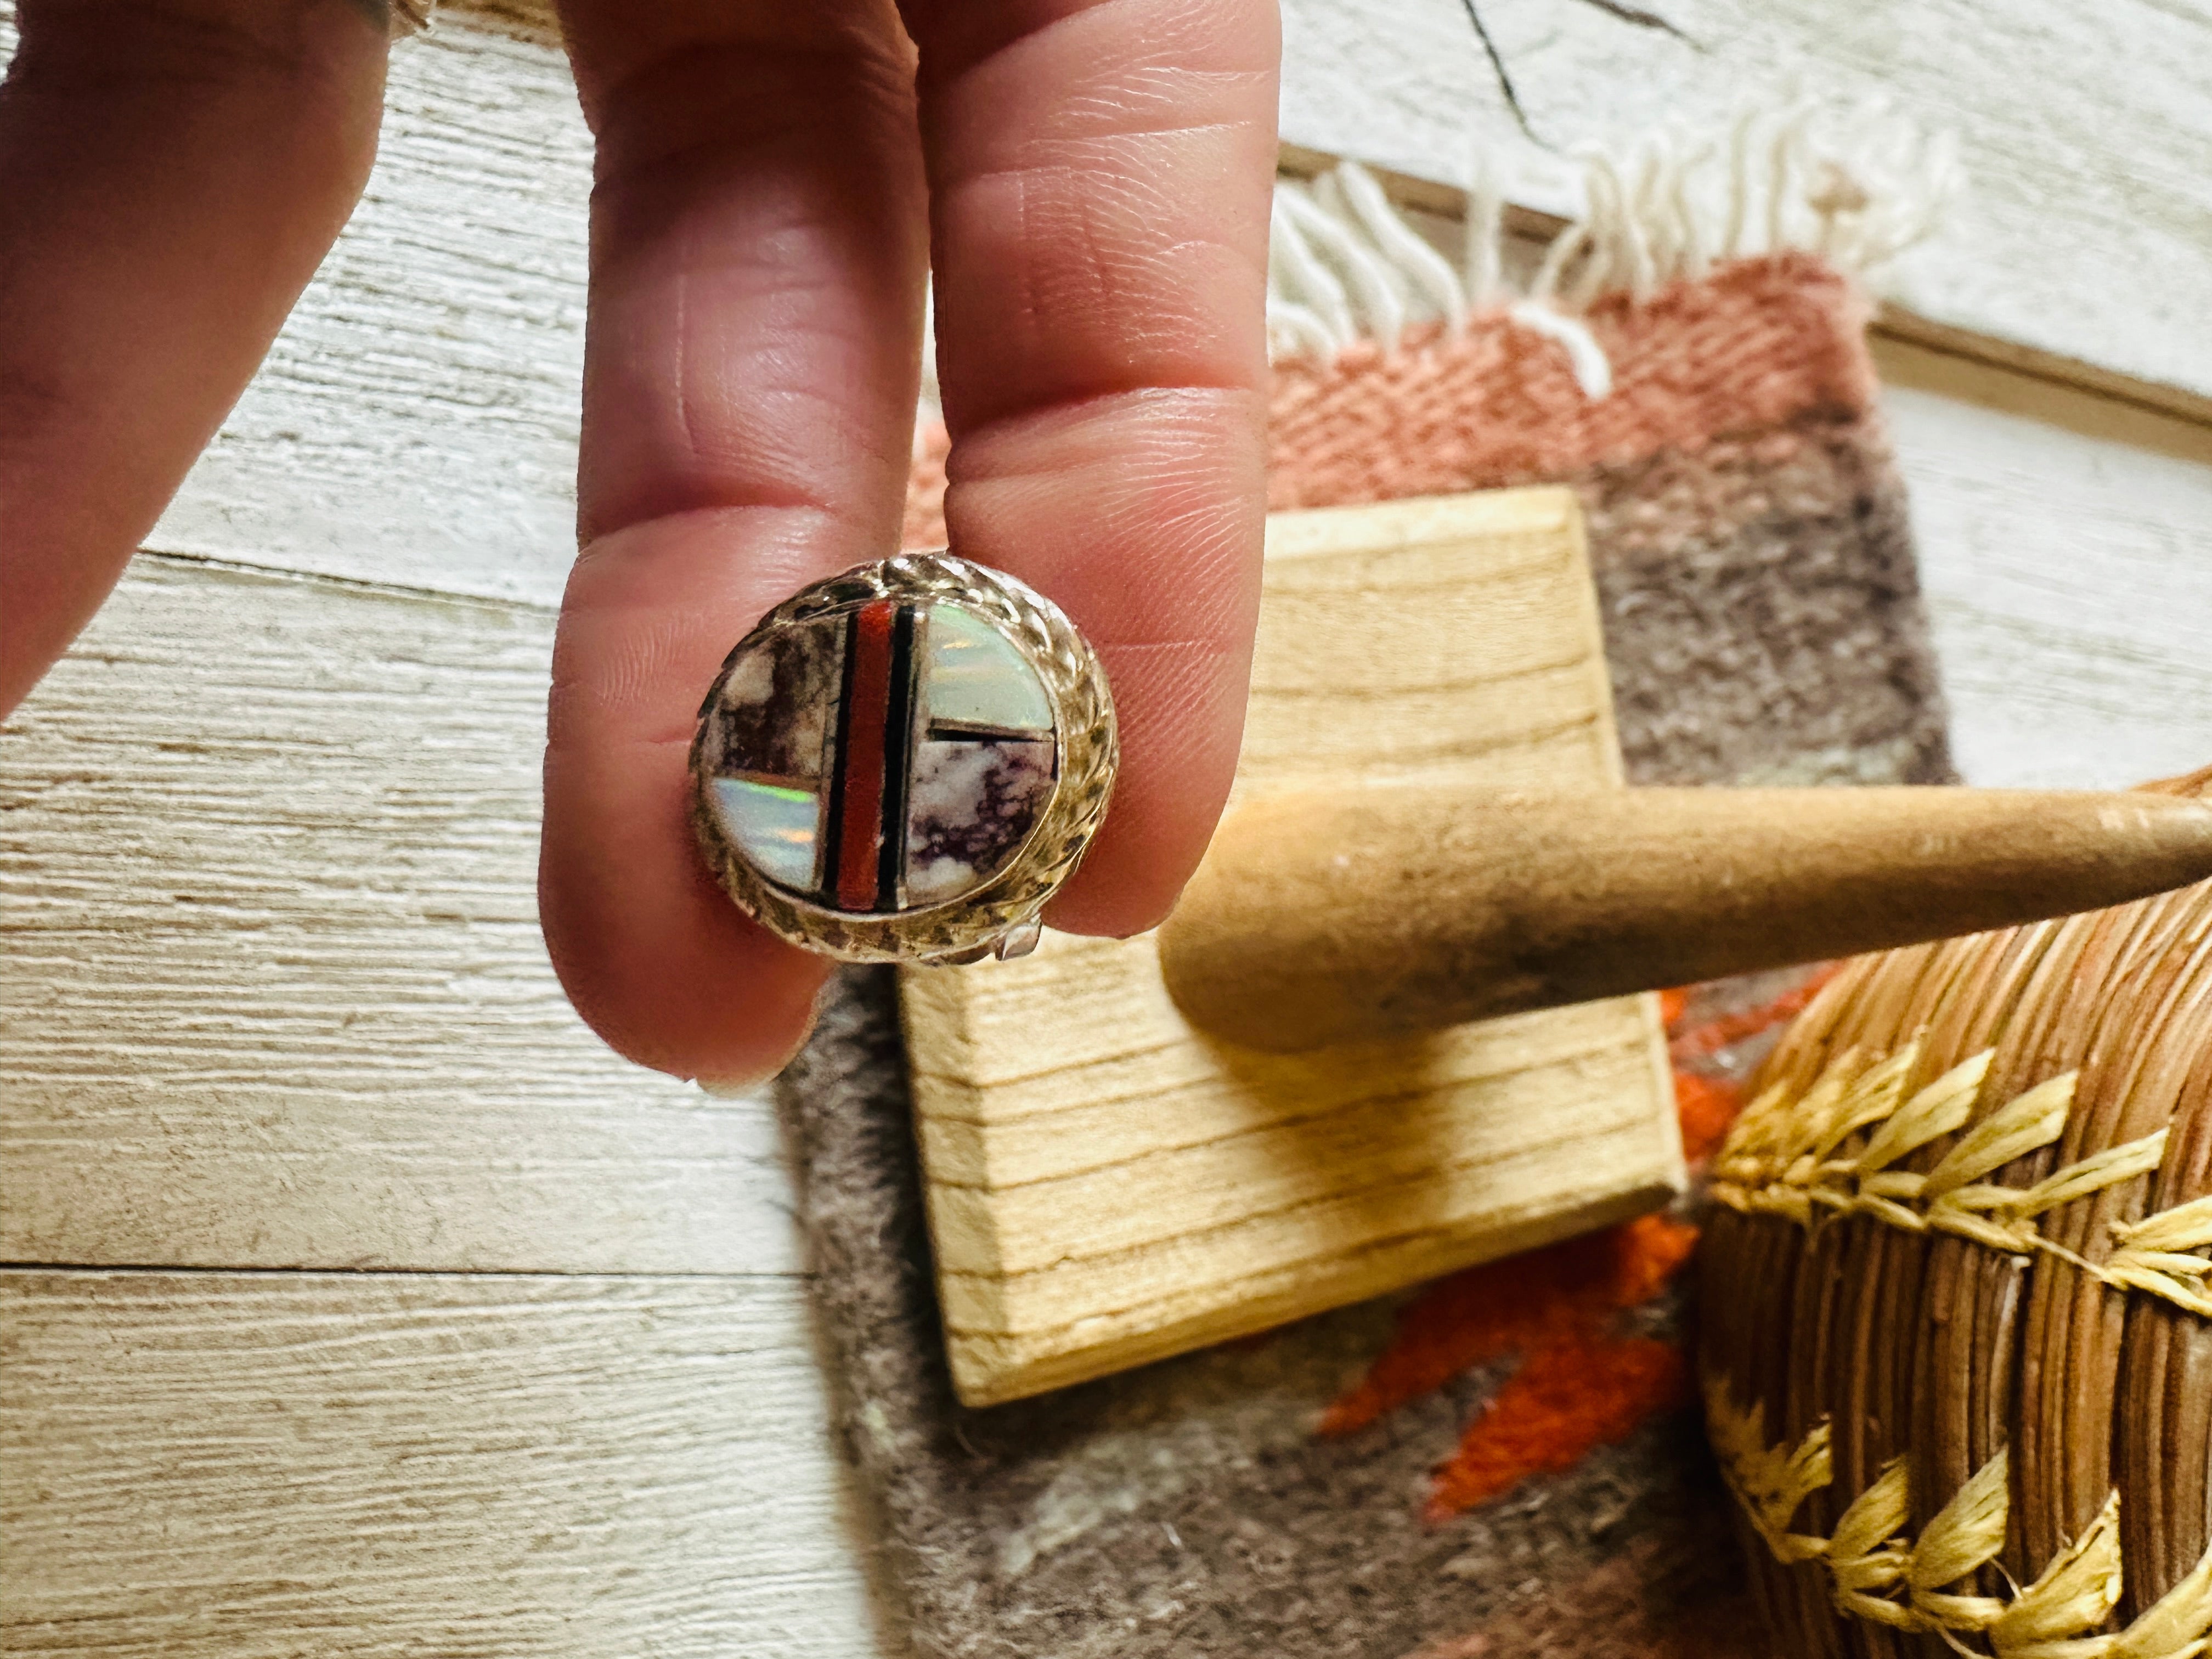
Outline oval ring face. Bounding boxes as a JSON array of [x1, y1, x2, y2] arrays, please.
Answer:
[[690, 553, 1116, 964], [697, 596, 1062, 917]]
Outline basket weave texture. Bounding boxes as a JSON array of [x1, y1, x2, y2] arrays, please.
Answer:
[[1700, 766, 2212, 1656]]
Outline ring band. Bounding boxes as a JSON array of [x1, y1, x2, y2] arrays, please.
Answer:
[[689, 552, 1118, 964]]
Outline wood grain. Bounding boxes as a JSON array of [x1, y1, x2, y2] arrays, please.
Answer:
[[903, 489, 1682, 1405], [1872, 336, 2212, 795], [0, 1269, 884, 1656], [1278, 0, 2212, 414], [146, 14, 592, 608], [0, 558, 792, 1277], [0, 560, 896, 1654]]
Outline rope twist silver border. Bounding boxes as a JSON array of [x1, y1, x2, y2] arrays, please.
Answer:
[[687, 552, 1118, 965]]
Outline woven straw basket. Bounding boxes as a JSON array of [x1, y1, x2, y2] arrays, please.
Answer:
[[1700, 766, 2212, 1657]]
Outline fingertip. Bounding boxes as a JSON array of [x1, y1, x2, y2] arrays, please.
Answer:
[[540, 833, 832, 1082], [1043, 812, 1230, 942], [539, 708, 833, 1081], [0, 0, 388, 715], [1042, 636, 1250, 939], [1043, 859, 1180, 940]]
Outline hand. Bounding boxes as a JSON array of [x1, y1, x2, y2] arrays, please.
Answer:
[[0, 0, 1280, 1082]]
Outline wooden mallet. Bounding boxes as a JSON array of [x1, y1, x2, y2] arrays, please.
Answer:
[[1160, 783, 2212, 1052]]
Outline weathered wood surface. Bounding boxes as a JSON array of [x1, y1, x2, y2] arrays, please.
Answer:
[[0, 559, 794, 1278], [903, 490, 1680, 1404], [1279, 0, 2212, 416], [0, 559, 893, 1652], [1873, 337, 2212, 793], [0, 1269, 885, 1656], [145, 9, 590, 608]]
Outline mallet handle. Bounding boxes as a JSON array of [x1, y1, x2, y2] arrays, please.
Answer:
[[1158, 787, 2212, 1053]]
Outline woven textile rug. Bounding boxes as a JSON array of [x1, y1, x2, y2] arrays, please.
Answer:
[[781, 149, 1956, 1657]]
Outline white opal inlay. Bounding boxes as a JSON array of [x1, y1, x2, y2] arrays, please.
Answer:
[[921, 605, 1053, 735], [720, 645, 776, 709], [710, 777, 821, 890]]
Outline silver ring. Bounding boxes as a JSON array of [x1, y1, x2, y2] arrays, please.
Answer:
[[689, 552, 1118, 964]]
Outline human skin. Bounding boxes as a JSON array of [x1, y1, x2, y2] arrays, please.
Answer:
[[0, 0, 1280, 1082]]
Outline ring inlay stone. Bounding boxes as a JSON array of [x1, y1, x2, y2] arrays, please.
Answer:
[[697, 595, 1061, 916]]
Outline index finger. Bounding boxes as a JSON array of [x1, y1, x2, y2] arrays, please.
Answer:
[[901, 0, 1280, 935]]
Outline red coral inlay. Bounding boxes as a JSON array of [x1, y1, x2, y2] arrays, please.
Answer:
[[833, 600, 897, 911]]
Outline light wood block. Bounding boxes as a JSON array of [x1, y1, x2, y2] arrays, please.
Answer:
[[902, 488, 1684, 1405]]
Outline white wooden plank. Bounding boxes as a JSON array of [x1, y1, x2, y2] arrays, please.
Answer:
[[155, 10, 590, 607], [1278, 0, 2212, 412], [0, 556, 797, 1276], [0, 1268, 887, 1657], [1871, 337, 2212, 792], [6, 0, 2208, 613]]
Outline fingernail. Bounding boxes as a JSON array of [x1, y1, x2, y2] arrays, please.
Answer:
[[694, 981, 828, 1097], [696, 1075, 765, 1100]]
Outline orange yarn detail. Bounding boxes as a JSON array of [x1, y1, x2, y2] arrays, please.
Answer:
[[1317, 1214, 1698, 1440], [1669, 969, 1842, 1161], [1422, 1334, 1690, 1523], [1673, 1072, 1745, 1167], [1317, 979, 1836, 1518]]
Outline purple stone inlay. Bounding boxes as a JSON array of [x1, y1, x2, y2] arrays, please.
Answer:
[[904, 736, 1056, 905], [703, 616, 845, 787]]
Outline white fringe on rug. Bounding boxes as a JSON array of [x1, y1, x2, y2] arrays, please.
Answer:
[[1267, 101, 1961, 396], [912, 105, 1957, 419]]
